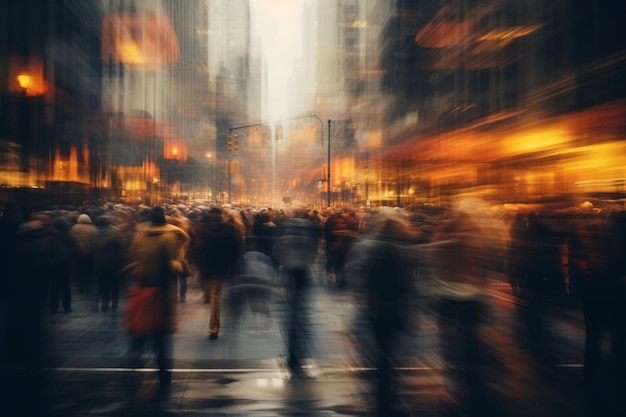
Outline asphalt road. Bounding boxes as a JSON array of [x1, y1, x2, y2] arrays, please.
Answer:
[[2, 256, 614, 417]]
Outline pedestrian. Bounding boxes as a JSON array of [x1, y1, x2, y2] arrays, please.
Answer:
[[92, 215, 125, 312], [507, 212, 526, 296], [70, 213, 97, 295], [346, 207, 417, 416], [2, 218, 50, 416], [190, 207, 244, 339], [165, 207, 192, 303], [567, 203, 625, 415], [273, 208, 320, 377], [324, 209, 359, 287], [45, 216, 75, 314], [123, 206, 190, 389], [251, 208, 277, 257], [419, 200, 500, 417], [517, 211, 551, 361]]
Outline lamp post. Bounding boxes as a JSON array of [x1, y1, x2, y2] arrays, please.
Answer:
[[17, 74, 32, 96], [17, 74, 32, 173], [327, 119, 331, 207], [205, 152, 214, 201]]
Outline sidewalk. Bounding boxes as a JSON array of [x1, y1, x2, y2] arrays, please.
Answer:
[[36, 271, 393, 416], [3, 261, 596, 417]]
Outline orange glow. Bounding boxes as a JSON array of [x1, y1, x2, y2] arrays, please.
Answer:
[[504, 127, 570, 155], [123, 115, 156, 138], [477, 25, 542, 42], [333, 157, 356, 184], [414, 4, 491, 48], [116, 42, 146, 65], [164, 140, 187, 161], [102, 12, 180, 70], [17, 74, 32, 90], [9, 58, 47, 96]]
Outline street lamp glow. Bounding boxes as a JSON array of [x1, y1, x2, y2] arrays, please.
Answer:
[[17, 74, 32, 90]]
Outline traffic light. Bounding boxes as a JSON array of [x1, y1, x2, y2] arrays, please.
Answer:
[[227, 133, 238, 153]]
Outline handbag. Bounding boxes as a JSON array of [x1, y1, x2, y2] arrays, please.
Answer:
[[124, 285, 165, 336]]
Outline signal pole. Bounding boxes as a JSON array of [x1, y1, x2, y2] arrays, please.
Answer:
[[327, 119, 331, 208]]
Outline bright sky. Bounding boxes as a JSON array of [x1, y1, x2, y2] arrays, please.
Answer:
[[250, 0, 304, 121]]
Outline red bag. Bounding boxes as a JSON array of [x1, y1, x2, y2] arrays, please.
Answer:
[[124, 286, 165, 336]]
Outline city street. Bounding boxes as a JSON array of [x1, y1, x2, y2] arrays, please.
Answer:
[[6, 257, 600, 417]]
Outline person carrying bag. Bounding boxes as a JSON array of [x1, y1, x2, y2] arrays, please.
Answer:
[[122, 206, 190, 389]]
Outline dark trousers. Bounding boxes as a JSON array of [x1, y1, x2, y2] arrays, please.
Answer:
[[370, 315, 399, 416], [581, 296, 626, 380], [287, 268, 309, 371], [49, 263, 72, 313], [97, 268, 119, 309], [439, 298, 492, 416], [132, 331, 172, 383], [74, 254, 93, 294]]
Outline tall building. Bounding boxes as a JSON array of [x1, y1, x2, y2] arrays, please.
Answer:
[[0, 0, 102, 198]]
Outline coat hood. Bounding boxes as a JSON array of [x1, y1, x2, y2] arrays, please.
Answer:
[[77, 214, 93, 224]]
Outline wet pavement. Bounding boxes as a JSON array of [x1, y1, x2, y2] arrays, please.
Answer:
[[1, 257, 608, 417]]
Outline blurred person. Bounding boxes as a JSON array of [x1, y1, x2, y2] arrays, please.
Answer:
[[251, 208, 277, 256], [45, 216, 75, 314], [123, 206, 189, 388], [324, 209, 359, 288], [191, 207, 244, 339], [273, 208, 288, 227], [239, 209, 252, 235], [92, 216, 125, 312], [568, 204, 625, 414], [507, 212, 526, 296], [307, 209, 324, 254], [515, 211, 552, 361], [1, 219, 50, 416], [166, 208, 192, 303], [224, 208, 247, 250], [70, 213, 97, 294], [346, 207, 418, 416], [419, 204, 498, 417], [273, 208, 320, 377]]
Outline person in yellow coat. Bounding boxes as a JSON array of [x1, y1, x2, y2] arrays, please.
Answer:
[[123, 206, 189, 389]]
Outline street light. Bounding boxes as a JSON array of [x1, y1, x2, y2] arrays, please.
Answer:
[[205, 152, 214, 201], [17, 74, 32, 172], [17, 74, 32, 95], [327, 119, 332, 207]]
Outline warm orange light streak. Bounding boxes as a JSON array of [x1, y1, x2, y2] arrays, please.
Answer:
[[101, 12, 180, 69], [17, 74, 32, 90], [504, 127, 570, 155]]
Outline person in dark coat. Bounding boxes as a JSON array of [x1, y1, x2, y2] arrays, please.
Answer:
[[70, 213, 97, 294], [419, 201, 500, 417], [45, 216, 75, 314], [346, 207, 417, 416], [273, 208, 320, 377], [92, 215, 125, 312], [568, 205, 625, 415], [191, 207, 244, 339], [324, 210, 359, 288], [1, 219, 50, 416], [251, 209, 277, 257]]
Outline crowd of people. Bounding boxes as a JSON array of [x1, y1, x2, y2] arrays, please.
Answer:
[[1, 195, 626, 416]]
